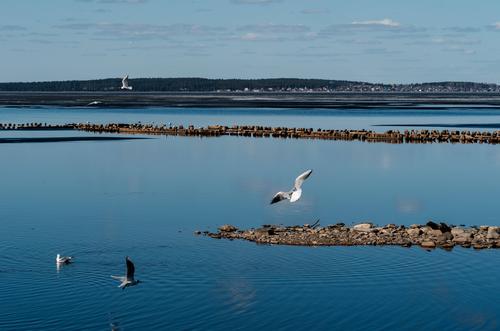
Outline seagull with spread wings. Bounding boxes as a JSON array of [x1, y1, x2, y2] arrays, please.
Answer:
[[120, 75, 133, 90], [270, 169, 313, 204], [111, 256, 141, 290]]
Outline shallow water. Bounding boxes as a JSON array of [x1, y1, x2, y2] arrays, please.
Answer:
[[0, 107, 499, 330]]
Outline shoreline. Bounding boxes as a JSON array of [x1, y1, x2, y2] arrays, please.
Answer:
[[201, 222, 500, 250], [3, 92, 500, 108]]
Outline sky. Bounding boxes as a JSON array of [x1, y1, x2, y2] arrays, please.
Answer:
[[1, 0, 500, 83]]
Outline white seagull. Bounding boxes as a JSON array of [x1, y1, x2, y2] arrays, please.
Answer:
[[271, 169, 313, 204], [111, 256, 141, 290], [120, 75, 133, 90], [56, 254, 73, 264], [86, 101, 102, 106]]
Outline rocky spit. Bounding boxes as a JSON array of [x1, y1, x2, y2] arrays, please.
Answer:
[[3, 122, 500, 144], [200, 221, 500, 250]]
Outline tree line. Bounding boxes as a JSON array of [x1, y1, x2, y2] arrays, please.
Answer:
[[0, 78, 369, 91], [0, 77, 496, 92]]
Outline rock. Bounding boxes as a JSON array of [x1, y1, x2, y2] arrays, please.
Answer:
[[429, 229, 443, 237], [218, 224, 238, 232], [353, 223, 373, 232], [452, 236, 471, 245], [406, 228, 421, 236], [439, 222, 452, 233], [209, 233, 222, 239], [426, 221, 440, 230], [473, 242, 488, 249], [441, 242, 455, 250], [443, 232, 453, 241], [451, 228, 465, 236], [421, 241, 436, 248], [480, 226, 489, 231], [487, 227, 499, 239]]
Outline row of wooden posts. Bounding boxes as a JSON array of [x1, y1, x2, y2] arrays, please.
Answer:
[[2, 122, 500, 144]]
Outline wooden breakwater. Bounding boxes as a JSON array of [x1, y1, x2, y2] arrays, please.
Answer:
[[3, 122, 500, 144]]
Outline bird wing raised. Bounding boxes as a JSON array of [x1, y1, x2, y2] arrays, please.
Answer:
[[294, 169, 312, 190], [126, 256, 135, 280], [121, 75, 129, 88]]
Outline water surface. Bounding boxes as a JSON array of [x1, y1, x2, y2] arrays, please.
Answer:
[[0, 107, 499, 330]]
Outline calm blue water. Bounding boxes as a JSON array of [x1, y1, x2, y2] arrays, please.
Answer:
[[0, 107, 499, 330]]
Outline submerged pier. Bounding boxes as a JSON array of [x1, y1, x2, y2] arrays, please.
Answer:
[[202, 222, 500, 250], [3, 122, 500, 144]]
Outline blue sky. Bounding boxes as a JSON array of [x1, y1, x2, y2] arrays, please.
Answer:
[[1, 0, 500, 83]]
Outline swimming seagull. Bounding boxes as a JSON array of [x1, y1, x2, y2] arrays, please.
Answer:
[[120, 75, 133, 90], [111, 256, 141, 290], [56, 254, 73, 264], [270, 169, 313, 204]]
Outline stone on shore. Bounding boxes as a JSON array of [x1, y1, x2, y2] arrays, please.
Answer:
[[451, 228, 465, 236], [487, 227, 499, 239], [218, 224, 238, 232], [353, 223, 373, 232], [421, 241, 436, 249], [406, 228, 422, 236], [202, 222, 499, 250]]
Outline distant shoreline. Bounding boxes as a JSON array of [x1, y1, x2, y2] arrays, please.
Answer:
[[2, 91, 500, 109]]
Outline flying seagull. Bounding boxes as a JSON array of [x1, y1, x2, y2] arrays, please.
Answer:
[[120, 75, 133, 90], [271, 169, 313, 204], [56, 254, 73, 264], [111, 256, 140, 290], [86, 101, 102, 106]]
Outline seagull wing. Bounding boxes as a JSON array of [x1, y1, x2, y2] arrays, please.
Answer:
[[294, 169, 312, 190], [121, 75, 129, 88], [126, 256, 135, 280], [271, 191, 289, 204], [111, 275, 126, 281]]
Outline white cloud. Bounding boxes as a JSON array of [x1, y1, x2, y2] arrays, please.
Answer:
[[351, 18, 400, 27]]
